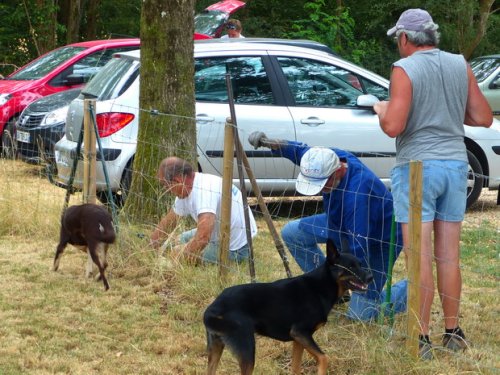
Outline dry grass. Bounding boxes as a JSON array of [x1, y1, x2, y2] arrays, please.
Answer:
[[0, 160, 498, 374]]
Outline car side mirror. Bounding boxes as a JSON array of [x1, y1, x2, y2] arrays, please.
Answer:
[[357, 94, 380, 114], [489, 76, 500, 90], [357, 94, 380, 108]]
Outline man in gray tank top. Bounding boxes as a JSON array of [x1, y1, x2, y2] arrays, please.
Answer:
[[373, 8, 493, 359]]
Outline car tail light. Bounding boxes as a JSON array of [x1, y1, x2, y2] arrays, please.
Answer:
[[96, 112, 135, 137]]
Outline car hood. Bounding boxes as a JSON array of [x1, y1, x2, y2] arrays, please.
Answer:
[[26, 88, 81, 113], [0, 79, 38, 95]]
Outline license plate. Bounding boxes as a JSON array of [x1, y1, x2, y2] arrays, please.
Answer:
[[16, 130, 30, 143]]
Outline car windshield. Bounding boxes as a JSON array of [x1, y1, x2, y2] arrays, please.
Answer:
[[82, 55, 139, 101], [195, 11, 228, 36], [9, 46, 86, 80], [471, 57, 499, 83]]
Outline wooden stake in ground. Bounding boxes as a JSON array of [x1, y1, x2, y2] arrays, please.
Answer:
[[407, 160, 422, 358], [83, 99, 97, 205], [225, 74, 256, 282], [218, 116, 234, 281], [231, 131, 292, 278]]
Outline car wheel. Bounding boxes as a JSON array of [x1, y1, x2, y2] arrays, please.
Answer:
[[1, 118, 18, 159], [466, 149, 483, 209], [97, 164, 133, 208]]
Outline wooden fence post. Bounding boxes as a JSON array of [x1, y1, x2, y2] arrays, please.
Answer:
[[218, 119, 234, 280], [83, 99, 97, 204], [407, 160, 422, 358]]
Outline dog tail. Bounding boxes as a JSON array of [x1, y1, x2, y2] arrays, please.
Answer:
[[204, 310, 240, 334], [98, 221, 116, 244]]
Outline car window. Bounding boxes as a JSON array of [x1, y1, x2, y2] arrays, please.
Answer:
[[8, 46, 86, 80], [82, 56, 140, 100], [195, 57, 274, 104], [471, 57, 499, 83], [358, 77, 389, 100], [277, 57, 364, 107], [49, 47, 139, 87]]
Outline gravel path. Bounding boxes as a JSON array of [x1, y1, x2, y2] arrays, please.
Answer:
[[464, 188, 499, 229]]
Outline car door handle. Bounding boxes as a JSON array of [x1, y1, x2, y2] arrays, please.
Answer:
[[196, 114, 215, 123], [300, 117, 325, 126]]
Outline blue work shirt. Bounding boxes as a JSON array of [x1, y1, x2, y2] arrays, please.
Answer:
[[273, 141, 402, 267]]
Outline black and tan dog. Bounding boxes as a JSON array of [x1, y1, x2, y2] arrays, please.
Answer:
[[53, 203, 116, 291], [203, 239, 372, 375]]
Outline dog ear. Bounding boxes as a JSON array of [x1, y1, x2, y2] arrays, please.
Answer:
[[326, 239, 340, 264]]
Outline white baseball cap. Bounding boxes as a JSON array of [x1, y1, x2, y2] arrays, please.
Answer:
[[296, 147, 341, 196], [387, 9, 434, 36]]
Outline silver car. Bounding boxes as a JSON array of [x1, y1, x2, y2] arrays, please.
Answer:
[[470, 54, 500, 120], [54, 39, 500, 207]]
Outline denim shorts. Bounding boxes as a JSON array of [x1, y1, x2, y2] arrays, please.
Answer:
[[391, 160, 468, 223], [180, 229, 249, 264]]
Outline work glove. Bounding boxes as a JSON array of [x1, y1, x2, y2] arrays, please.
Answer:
[[248, 131, 268, 149], [248, 131, 284, 149]]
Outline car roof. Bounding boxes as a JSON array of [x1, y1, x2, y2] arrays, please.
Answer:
[[471, 54, 500, 60], [115, 38, 336, 61], [196, 38, 337, 55], [65, 38, 140, 49]]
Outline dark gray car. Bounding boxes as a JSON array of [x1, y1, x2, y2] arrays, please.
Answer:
[[16, 88, 81, 165]]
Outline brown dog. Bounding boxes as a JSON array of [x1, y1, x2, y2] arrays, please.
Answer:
[[53, 204, 116, 290]]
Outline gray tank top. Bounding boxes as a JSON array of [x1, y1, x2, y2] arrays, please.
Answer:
[[392, 49, 468, 164]]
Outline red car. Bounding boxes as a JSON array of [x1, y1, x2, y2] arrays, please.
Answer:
[[0, 38, 140, 156], [1, 0, 244, 156]]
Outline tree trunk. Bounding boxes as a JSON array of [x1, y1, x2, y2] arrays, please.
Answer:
[[85, 0, 99, 40], [460, 0, 495, 59], [33, 0, 58, 54], [66, 0, 81, 43], [124, 0, 196, 222]]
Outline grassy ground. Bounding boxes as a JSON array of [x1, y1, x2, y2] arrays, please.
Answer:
[[0, 160, 498, 374]]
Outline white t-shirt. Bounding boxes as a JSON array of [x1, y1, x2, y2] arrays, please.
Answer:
[[173, 173, 257, 251], [220, 34, 245, 39]]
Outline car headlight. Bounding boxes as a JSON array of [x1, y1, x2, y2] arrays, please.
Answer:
[[40, 105, 70, 127], [0, 93, 12, 106]]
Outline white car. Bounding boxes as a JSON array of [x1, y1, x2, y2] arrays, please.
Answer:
[[54, 38, 500, 208]]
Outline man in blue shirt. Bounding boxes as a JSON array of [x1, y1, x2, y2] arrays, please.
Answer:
[[249, 132, 407, 320]]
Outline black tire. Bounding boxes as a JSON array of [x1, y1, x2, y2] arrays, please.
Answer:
[[466, 150, 483, 209], [97, 164, 132, 208], [1, 118, 18, 159]]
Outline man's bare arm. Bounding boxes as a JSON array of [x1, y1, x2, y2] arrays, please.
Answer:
[[150, 209, 178, 249], [464, 65, 493, 127], [182, 212, 216, 263], [374, 67, 412, 138]]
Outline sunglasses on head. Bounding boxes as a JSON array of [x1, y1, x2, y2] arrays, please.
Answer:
[[226, 24, 237, 30]]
